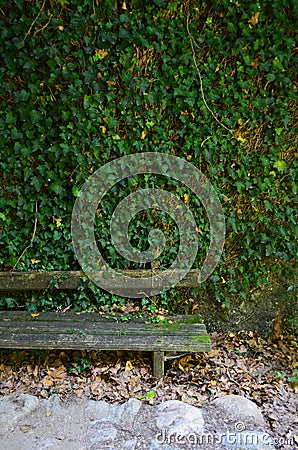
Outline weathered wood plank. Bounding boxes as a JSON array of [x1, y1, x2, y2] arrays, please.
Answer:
[[0, 312, 211, 353], [0, 333, 211, 352], [0, 323, 208, 336], [0, 311, 206, 325], [0, 269, 203, 291], [0, 313, 207, 334], [153, 351, 165, 379]]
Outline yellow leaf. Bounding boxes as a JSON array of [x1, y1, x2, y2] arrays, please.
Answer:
[[184, 193, 189, 203], [141, 131, 147, 139], [107, 80, 116, 86], [125, 360, 133, 372], [248, 11, 260, 26], [57, 435, 66, 441], [210, 380, 217, 387], [236, 134, 246, 142], [46, 411, 52, 417], [152, 260, 160, 269], [30, 313, 40, 317], [55, 218, 62, 228], [31, 259, 41, 264]]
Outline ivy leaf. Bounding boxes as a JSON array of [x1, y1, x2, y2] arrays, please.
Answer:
[[273, 160, 287, 172], [30, 110, 43, 123], [49, 180, 63, 194], [146, 390, 156, 399]]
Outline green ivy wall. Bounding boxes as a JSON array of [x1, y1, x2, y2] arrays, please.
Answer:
[[0, 0, 296, 320]]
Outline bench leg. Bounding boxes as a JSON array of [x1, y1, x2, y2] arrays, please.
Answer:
[[153, 351, 164, 378]]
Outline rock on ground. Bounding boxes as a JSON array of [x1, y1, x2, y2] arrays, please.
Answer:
[[0, 394, 282, 449]]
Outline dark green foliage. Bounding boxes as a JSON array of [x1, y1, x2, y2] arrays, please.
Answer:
[[0, 0, 296, 312]]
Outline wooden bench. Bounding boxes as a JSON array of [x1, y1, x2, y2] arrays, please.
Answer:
[[0, 271, 211, 378]]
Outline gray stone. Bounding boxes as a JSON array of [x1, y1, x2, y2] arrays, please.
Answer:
[[156, 400, 205, 436], [218, 431, 275, 449], [148, 442, 177, 450], [119, 398, 142, 423], [0, 394, 39, 429], [122, 438, 138, 449], [44, 394, 64, 416], [84, 400, 115, 423], [28, 438, 61, 449], [88, 422, 118, 444], [84, 398, 142, 426], [209, 395, 266, 427]]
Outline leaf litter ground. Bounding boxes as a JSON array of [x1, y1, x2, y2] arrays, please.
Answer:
[[0, 330, 297, 449]]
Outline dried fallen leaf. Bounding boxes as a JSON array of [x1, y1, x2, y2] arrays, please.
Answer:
[[95, 49, 108, 58], [208, 349, 220, 358], [42, 377, 53, 387], [125, 360, 133, 372], [30, 259, 41, 264], [91, 381, 101, 394], [57, 435, 66, 441], [75, 388, 84, 398], [248, 11, 260, 26], [20, 425, 31, 433], [47, 366, 67, 379]]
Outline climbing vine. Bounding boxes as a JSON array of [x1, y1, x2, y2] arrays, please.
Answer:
[[0, 0, 296, 315]]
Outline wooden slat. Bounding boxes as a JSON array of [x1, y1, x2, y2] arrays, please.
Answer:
[[0, 313, 207, 334], [0, 333, 211, 352], [0, 311, 205, 325], [0, 323, 208, 336], [0, 269, 203, 291], [153, 351, 165, 379], [0, 312, 211, 353]]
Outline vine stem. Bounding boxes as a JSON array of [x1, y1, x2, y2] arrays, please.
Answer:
[[186, 9, 234, 133], [12, 201, 38, 270], [18, 0, 46, 49]]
